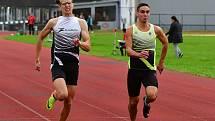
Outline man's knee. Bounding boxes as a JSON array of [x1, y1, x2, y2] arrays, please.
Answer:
[[146, 86, 158, 102], [129, 97, 139, 108], [56, 91, 68, 101], [147, 94, 157, 102]]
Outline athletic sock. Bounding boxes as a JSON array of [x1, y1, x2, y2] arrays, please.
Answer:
[[52, 94, 57, 100]]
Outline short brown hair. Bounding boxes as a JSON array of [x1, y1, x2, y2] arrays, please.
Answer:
[[56, 0, 60, 4], [56, 0, 73, 5], [137, 3, 150, 11]]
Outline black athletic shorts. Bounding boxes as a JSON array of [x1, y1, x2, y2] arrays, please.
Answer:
[[127, 69, 158, 97], [51, 53, 79, 85]]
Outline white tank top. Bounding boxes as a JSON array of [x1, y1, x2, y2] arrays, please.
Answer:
[[53, 16, 81, 60]]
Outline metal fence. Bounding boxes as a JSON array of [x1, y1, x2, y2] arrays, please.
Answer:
[[0, 6, 59, 32], [151, 14, 215, 31]]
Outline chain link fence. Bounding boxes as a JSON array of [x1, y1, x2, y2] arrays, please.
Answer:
[[151, 14, 215, 31]]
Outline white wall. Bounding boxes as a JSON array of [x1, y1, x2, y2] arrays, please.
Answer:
[[119, 0, 135, 29], [137, 0, 215, 30], [140, 0, 215, 14]]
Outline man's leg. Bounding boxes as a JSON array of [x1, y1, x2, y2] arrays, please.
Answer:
[[127, 69, 142, 121], [143, 86, 158, 118], [145, 86, 158, 103], [120, 47, 124, 56], [46, 78, 68, 110], [29, 25, 31, 35], [90, 25, 94, 33], [32, 25, 35, 35], [59, 85, 76, 121], [53, 78, 68, 100], [128, 96, 139, 121]]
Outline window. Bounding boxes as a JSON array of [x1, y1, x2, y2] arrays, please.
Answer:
[[73, 8, 91, 20], [73, 0, 103, 3], [95, 6, 116, 21]]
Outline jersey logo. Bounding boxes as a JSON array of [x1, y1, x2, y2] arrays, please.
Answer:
[[58, 28, 65, 33], [134, 31, 138, 34], [58, 28, 79, 33]]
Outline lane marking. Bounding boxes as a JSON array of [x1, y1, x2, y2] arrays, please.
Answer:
[[0, 90, 51, 121], [79, 99, 129, 121], [23, 76, 129, 120]]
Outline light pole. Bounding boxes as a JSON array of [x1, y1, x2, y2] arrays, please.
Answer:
[[1, 7, 5, 31], [129, 7, 132, 25]]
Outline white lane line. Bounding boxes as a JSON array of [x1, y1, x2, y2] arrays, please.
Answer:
[[22, 77, 52, 90], [0, 90, 51, 121], [0, 117, 56, 120], [23, 76, 129, 120], [79, 99, 129, 121]]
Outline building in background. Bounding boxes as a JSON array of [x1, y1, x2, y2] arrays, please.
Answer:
[[139, 0, 215, 31], [0, 0, 137, 31], [72, 0, 135, 30], [0, 0, 56, 31], [1, 0, 215, 31]]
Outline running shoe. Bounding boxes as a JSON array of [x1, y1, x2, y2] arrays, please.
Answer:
[[46, 94, 56, 110], [143, 96, 151, 118], [179, 53, 183, 58]]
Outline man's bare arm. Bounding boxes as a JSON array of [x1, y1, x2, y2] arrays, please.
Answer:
[[79, 19, 91, 52], [125, 26, 149, 58], [35, 18, 56, 70], [155, 25, 168, 73]]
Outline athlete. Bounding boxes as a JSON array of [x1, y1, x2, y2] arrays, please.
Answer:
[[35, 0, 91, 120], [125, 3, 168, 120]]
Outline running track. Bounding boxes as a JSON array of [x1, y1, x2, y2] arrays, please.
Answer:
[[0, 32, 215, 121]]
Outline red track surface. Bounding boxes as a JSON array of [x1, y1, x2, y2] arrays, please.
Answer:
[[0, 33, 215, 121]]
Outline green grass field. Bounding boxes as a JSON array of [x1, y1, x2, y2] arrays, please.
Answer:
[[4, 31, 215, 78]]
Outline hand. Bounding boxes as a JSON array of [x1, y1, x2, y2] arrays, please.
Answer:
[[138, 50, 149, 59], [73, 38, 81, 47], [157, 62, 164, 74], [35, 59, 40, 71]]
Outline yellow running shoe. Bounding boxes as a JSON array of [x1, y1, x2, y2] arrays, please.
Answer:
[[46, 95, 56, 110]]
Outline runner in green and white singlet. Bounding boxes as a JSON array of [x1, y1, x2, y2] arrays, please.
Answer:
[[129, 23, 157, 70], [125, 3, 168, 120]]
